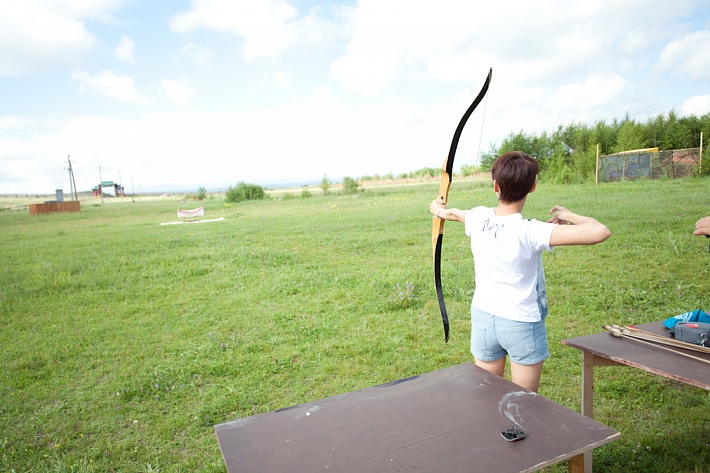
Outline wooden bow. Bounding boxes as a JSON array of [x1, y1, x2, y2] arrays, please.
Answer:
[[433, 68, 492, 342]]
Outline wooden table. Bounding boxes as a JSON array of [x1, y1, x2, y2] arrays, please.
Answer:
[[214, 362, 619, 472], [562, 321, 710, 471]]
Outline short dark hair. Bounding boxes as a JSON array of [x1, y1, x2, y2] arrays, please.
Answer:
[[490, 151, 539, 203]]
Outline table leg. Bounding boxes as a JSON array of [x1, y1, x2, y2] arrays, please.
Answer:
[[582, 351, 595, 418], [579, 351, 596, 472], [568, 453, 585, 473]]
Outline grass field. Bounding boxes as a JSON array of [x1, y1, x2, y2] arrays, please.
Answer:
[[1, 177, 709, 472]]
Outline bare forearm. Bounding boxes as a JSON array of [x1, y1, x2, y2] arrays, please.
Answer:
[[435, 207, 465, 222], [548, 205, 611, 246], [430, 200, 466, 223]]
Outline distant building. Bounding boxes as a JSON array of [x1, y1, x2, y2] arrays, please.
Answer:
[[92, 181, 125, 197]]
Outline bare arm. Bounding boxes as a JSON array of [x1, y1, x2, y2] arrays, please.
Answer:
[[548, 205, 611, 246], [430, 200, 466, 224]]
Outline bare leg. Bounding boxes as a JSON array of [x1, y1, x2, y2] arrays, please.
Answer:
[[510, 360, 544, 393], [474, 357, 506, 377]]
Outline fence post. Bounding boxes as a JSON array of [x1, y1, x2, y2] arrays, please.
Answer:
[[595, 144, 599, 184]]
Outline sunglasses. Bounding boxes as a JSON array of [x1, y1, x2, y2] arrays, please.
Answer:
[[501, 426, 526, 442]]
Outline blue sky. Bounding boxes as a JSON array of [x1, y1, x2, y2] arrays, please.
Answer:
[[1, 0, 709, 193]]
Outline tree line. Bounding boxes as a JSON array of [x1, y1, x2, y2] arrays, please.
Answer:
[[478, 110, 710, 183]]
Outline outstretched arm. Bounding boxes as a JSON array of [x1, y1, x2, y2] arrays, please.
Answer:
[[430, 199, 466, 223], [548, 205, 611, 246]]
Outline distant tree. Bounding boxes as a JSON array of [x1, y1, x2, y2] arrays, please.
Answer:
[[196, 186, 207, 200], [590, 119, 617, 156], [441, 109, 710, 182], [479, 150, 498, 171], [320, 175, 331, 195], [645, 114, 667, 148], [342, 176, 360, 194], [225, 182, 266, 203], [662, 111, 693, 149], [615, 120, 647, 152], [459, 163, 480, 176]]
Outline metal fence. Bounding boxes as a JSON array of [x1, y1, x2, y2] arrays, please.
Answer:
[[597, 148, 701, 182]]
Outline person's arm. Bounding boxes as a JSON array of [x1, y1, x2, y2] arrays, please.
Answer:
[[694, 216, 710, 236], [430, 199, 466, 223], [548, 205, 611, 246]]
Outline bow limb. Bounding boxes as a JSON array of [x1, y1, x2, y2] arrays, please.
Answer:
[[433, 67, 492, 343], [432, 156, 452, 342]]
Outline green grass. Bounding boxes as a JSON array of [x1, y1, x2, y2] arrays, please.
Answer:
[[1, 178, 709, 472]]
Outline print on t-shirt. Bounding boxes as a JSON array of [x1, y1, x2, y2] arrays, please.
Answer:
[[482, 218, 505, 238]]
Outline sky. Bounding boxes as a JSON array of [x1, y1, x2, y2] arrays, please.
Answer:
[[1, 0, 709, 194]]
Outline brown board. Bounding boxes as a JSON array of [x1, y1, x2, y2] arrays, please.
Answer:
[[214, 363, 619, 472], [29, 201, 81, 215]]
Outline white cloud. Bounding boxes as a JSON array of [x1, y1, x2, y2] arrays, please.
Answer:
[[0, 116, 34, 130], [658, 30, 710, 79], [330, 43, 398, 96], [428, 49, 496, 84], [170, 0, 341, 59], [331, 0, 482, 95], [330, 0, 703, 96], [161, 80, 192, 105], [272, 71, 290, 87], [115, 34, 135, 63], [679, 95, 710, 116], [553, 73, 627, 112], [56, 0, 126, 20], [170, 1, 293, 58], [73, 70, 138, 101], [180, 42, 216, 65], [0, 0, 124, 76]]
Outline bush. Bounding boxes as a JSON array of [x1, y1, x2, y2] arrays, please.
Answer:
[[225, 182, 267, 203], [320, 176, 331, 195], [342, 176, 360, 194], [410, 167, 440, 178], [459, 164, 480, 176]]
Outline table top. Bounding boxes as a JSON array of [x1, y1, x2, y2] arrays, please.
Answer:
[[562, 321, 710, 390], [214, 362, 619, 472]]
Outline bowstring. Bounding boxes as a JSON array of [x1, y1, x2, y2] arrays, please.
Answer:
[[476, 87, 490, 170], [456, 85, 491, 315]]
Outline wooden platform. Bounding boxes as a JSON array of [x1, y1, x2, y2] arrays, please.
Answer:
[[214, 363, 619, 472]]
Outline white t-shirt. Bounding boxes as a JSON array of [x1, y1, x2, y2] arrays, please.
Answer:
[[464, 206, 555, 322]]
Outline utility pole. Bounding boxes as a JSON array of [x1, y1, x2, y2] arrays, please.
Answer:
[[66, 156, 78, 201], [98, 163, 104, 206], [66, 156, 74, 200]]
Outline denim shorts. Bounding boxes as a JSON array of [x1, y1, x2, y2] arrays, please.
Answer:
[[470, 306, 549, 365]]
